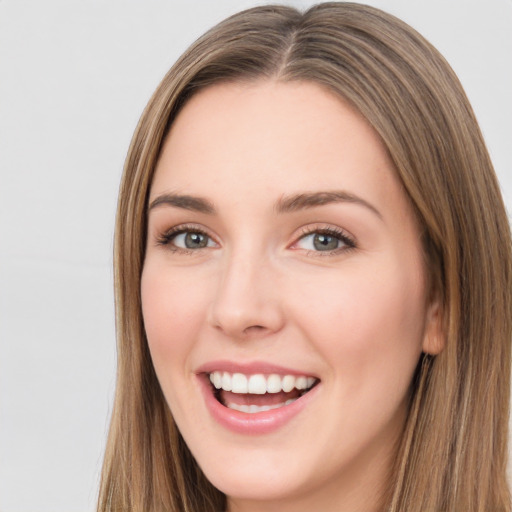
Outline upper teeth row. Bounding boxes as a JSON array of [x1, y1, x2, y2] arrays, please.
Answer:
[[209, 371, 316, 394]]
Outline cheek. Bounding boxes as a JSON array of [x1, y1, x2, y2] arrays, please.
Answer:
[[140, 263, 209, 370], [290, 258, 426, 391]]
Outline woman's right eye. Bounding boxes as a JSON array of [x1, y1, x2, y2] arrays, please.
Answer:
[[158, 228, 216, 251]]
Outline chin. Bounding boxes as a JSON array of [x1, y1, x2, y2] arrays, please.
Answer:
[[204, 463, 306, 503]]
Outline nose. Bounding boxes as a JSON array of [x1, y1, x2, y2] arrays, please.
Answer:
[[208, 248, 285, 339]]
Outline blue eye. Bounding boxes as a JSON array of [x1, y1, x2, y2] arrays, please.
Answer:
[[174, 231, 214, 249], [158, 227, 216, 250], [295, 229, 355, 253]]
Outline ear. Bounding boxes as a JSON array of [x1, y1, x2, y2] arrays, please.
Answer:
[[422, 297, 445, 355]]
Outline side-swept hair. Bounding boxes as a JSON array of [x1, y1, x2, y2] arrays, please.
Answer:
[[98, 3, 512, 511]]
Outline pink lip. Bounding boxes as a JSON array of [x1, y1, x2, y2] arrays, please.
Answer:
[[196, 359, 318, 377], [196, 361, 320, 435]]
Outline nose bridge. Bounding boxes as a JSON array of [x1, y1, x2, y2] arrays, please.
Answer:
[[208, 241, 283, 337]]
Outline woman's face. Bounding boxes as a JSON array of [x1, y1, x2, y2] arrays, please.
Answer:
[[142, 81, 441, 511]]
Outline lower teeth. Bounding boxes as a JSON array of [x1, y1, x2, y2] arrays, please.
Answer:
[[226, 399, 297, 413]]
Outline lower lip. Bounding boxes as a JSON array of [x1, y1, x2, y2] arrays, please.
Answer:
[[198, 375, 320, 435]]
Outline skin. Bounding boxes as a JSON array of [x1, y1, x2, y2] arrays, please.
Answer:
[[141, 81, 443, 512]]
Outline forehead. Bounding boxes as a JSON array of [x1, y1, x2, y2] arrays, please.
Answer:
[[151, 80, 403, 217]]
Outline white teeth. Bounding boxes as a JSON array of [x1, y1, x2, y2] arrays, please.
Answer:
[[295, 376, 308, 390], [266, 374, 281, 393], [248, 374, 267, 394], [282, 375, 295, 393], [209, 371, 317, 394], [221, 372, 232, 391], [212, 371, 222, 389], [231, 373, 248, 393], [227, 398, 298, 413]]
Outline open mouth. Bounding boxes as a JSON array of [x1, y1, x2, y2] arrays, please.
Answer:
[[208, 371, 319, 414]]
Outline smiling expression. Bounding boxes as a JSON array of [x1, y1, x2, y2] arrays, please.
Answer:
[[141, 81, 441, 512]]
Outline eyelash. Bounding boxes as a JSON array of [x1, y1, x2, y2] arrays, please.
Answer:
[[156, 224, 357, 256], [156, 224, 216, 254], [293, 226, 356, 256]]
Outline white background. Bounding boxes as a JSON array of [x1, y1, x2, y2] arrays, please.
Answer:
[[0, 1, 510, 511]]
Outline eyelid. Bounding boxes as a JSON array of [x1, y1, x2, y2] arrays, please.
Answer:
[[154, 222, 356, 256], [289, 224, 357, 255], [156, 223, 219, 251]]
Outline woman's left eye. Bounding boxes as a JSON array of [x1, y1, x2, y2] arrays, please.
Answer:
[[294, 229, 355, 253]]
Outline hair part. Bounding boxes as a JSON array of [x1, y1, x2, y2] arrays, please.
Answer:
[[99, 3, 512, 511]]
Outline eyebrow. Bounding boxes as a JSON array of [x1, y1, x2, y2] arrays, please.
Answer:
[[148, 190, 382, 219], [276, 190, 382, 219], [148, 193, 215, 214]]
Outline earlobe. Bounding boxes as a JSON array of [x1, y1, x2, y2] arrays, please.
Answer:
[[422, 299, 445, 355]]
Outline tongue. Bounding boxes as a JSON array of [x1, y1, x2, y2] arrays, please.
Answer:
[[220, 389, 301, 406]]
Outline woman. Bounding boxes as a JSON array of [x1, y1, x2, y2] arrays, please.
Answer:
[[98, 3, 512, 511]]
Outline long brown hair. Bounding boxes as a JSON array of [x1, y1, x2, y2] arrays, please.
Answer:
[[98, 3, 512, 511]]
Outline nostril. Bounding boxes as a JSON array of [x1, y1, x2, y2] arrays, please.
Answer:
[[243, 325, 266, 335]]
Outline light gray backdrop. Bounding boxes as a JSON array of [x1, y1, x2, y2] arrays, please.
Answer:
[[0, 1, 510, 511]]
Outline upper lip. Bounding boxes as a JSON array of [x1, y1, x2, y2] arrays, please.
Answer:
[[195, 360, 319, 379]]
